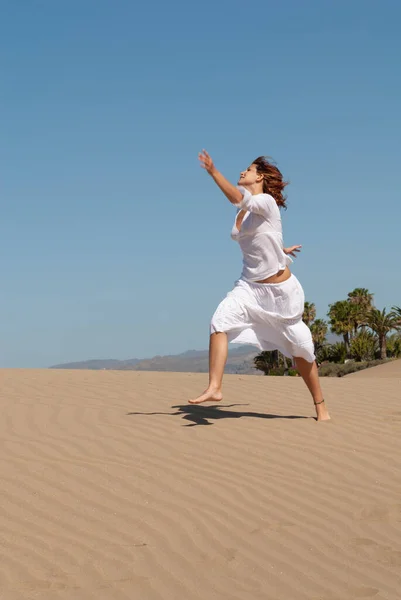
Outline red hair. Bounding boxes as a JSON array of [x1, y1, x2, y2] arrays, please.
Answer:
[[253, 156, 288, 209]]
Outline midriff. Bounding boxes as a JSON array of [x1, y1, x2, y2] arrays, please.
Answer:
[[256, 266, 291, 284]]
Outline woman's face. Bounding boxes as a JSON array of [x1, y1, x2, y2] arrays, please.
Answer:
[[238, 164, 261, 187]]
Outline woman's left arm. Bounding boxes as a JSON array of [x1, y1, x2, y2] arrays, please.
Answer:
[[283, 245, 302, 257], [199, 150, 243, 205]]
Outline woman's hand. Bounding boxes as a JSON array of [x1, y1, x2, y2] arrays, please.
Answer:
[[199, 149, 217, 176], [284, 245, 302, 257]]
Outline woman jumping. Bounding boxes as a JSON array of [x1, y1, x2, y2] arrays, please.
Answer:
[[189, 150, 330, 422]]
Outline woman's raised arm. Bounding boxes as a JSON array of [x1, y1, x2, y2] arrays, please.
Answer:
[[199, 150, 243, 205]]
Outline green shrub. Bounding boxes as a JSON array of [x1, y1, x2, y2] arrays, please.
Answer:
[[316, 345, 332, 364], [268, 367, 287, 376], [267, 366, 298, 377], [350, 331, 377, 361], [318, 362, 344, 377], [387, 334, 401, 358], [327, 342, 347, 364]]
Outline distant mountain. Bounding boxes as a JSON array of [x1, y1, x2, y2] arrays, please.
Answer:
[[50, 358, 141, 370], [50, 345, 262, 375], [50, 335, 342, 374]]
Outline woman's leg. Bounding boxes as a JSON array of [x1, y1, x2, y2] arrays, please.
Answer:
[[294, 357, 331, 421], [189, 332, 227, 404]]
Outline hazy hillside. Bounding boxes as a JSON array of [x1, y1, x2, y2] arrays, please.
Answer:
[[50, 346, 262, 375], [50, 358, 141, 370], [50, 335, 341, 374]]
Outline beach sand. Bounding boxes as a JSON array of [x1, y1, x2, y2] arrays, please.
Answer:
[[0, 362, 400, 599]]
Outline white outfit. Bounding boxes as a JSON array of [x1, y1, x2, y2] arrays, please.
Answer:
[[234, 186, 293, 282], [210, 187, 315, 363]]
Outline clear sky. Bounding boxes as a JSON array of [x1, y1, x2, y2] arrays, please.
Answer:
[[1, 0, 400, 368]]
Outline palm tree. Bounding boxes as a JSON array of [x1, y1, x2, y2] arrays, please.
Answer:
[[328, 300, 354, 355], [348, 288, 374, 308], [310, 319, 328, 354], [254, 351, 278, 375], [367, 308, 398, 359], [348, 288, 374, 332], [303, 302, 316, 327], [391, 306, 401, 328], [254, 350, 291, 375]]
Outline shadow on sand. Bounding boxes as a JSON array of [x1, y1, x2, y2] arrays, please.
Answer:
[[127, 403, 313, 427]]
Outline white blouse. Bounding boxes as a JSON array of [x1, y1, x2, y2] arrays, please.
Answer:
[[232, 186, 292, 282]]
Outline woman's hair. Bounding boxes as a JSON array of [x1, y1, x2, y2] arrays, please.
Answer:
[[252, 156, 288, 209]]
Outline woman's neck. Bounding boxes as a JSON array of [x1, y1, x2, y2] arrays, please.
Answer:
[[241, 182, 264, 195]]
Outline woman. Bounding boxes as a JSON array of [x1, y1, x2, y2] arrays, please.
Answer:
[[189, 150, 330, 422]]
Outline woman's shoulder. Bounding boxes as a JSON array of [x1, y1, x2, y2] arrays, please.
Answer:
[[259, 193, 281, 214]]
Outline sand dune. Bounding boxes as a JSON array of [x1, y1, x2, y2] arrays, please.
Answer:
[[0, 368, 400, 599], [347, 358, 401, 378]]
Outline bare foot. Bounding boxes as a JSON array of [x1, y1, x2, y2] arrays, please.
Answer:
[[189, 388, 223, 404], [315, 401, 331, 422]]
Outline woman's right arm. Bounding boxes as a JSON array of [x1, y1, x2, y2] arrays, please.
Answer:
[[199, 150, 243, 205]]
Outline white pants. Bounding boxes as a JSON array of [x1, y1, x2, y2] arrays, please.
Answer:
[[210, 275, 315, 363]]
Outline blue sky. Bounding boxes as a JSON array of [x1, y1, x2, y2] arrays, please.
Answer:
[[1, 0, 400, 368]]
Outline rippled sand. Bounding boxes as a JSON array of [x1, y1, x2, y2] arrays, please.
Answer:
[[0, 363, 400, 599]]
